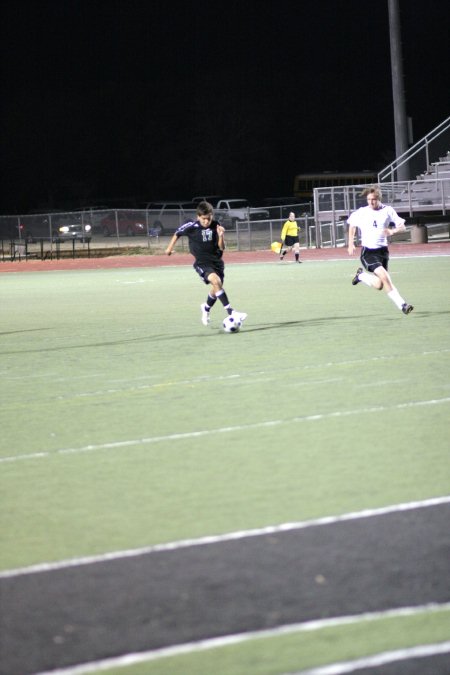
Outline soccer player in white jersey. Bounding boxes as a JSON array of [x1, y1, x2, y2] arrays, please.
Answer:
[[347, 186, 413, 315]]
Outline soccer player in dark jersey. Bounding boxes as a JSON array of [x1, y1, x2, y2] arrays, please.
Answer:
[[165, 201, 247, 326]]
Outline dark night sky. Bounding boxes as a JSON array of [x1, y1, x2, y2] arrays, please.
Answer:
[[1, 0, 449, 213]]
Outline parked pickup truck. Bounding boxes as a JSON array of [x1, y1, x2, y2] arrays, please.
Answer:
[[145, 201, 198, 234], [214, 199, 270, 226]]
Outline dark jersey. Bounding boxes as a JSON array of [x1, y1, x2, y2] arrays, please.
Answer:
[[174, 219, 223, 265]]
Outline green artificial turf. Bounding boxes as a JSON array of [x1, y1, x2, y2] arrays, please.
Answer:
[[1, 255, 449, 674], [1, 257, 449, 569], [105, 607, 450, 675]]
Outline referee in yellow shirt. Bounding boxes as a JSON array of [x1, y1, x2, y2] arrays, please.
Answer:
[[280, 212, 302, 263]]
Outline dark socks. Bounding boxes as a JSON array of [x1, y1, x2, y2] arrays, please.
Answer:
[[216, 289, 232, 314], [206, 294, 217, 310]]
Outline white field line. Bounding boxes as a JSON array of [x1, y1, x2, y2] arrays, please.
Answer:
[[247, 253, 450, 263], [288, 641, 450, 674], [3, 348, 450, 391], [1, 495, 450, 578], [0, 375, 345, 408], [1, 396, 449, 466], [118, 279, 146, 284], [33, 604, 450, 675], [231, 252, 450, 263]]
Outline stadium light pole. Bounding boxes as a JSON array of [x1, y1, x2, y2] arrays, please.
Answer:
[[388, 0, 410, 181]]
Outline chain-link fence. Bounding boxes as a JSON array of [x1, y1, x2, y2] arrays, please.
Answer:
[[0, 203, 322, 261]]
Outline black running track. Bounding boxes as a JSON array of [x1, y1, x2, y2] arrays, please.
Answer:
[[1, 503, 450, 675]]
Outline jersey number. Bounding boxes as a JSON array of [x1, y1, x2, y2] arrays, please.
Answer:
[[202, 229, 213, 241]]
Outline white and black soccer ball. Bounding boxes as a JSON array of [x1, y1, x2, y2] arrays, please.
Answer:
[[223, 315, 242, 333]]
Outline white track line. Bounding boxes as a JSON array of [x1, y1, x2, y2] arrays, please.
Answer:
[[1, 396, 449, 465], [288, 641, 450, 674], [1, 495, 449, 578], [33, 604, 450, 675]]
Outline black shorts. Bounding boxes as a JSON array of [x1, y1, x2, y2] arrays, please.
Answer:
[[361, 246, 389, 273], [194, 259, 225, 285], [283, 235, 299, 247]]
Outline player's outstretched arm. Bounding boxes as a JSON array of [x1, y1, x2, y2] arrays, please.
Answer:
[[347, 225, 357, 255], [165, 234, 178, 255]]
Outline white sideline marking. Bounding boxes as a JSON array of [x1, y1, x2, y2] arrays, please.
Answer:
[[3, 345, 449, 403], [1, 396, 449, 465], [1, 495, 450, 578], [4, 347, 450, 387], [118, 279, 145, 284], [33, 605, 450, 675], [289, 640, 450, 674]]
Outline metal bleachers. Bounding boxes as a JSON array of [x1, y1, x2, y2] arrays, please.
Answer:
[[313, 116, 450, 247]]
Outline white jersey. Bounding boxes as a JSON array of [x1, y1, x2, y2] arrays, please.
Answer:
[[347, 204, 405, 249]]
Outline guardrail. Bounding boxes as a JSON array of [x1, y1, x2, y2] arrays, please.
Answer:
[[378, 116, 450, 183], [0, 237, 93, 262], [313, 179, 450, 247]]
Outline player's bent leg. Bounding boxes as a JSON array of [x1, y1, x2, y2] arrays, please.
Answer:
[[370, 266, 388, 290], [206, 272, 247, 321], [200, 303, 211, 325], [207, 272, 223, 295], [358, 270, 383, 289], [200, 292, 217, 326], [375, 269, 411, 312], [216, 287, 247, 321], [374, 267, 393, 293]]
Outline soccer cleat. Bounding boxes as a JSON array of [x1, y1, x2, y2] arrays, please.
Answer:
[[200, 303, 210, 325], [231, 310, 247, 322], [352, 267, 363, 285], [401, 303, 414, 315]]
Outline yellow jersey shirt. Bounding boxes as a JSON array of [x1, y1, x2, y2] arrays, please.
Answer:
[[281, 219, 299, 239]]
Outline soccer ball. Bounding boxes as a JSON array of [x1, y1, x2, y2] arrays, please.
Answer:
[[223, 315, 242, 333]]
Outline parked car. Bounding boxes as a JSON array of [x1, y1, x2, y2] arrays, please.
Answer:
[[145, 202, 198, 234], [100, 210, 146, 237], [214, 199, 270, 227], [54, 221, 92, 242], [12, 213, 93, 242]]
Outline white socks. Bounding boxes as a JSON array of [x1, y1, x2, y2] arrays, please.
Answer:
[[359, 272, 406, 310], [359, 271, 378, 288], [387, 288, 405, 310]]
